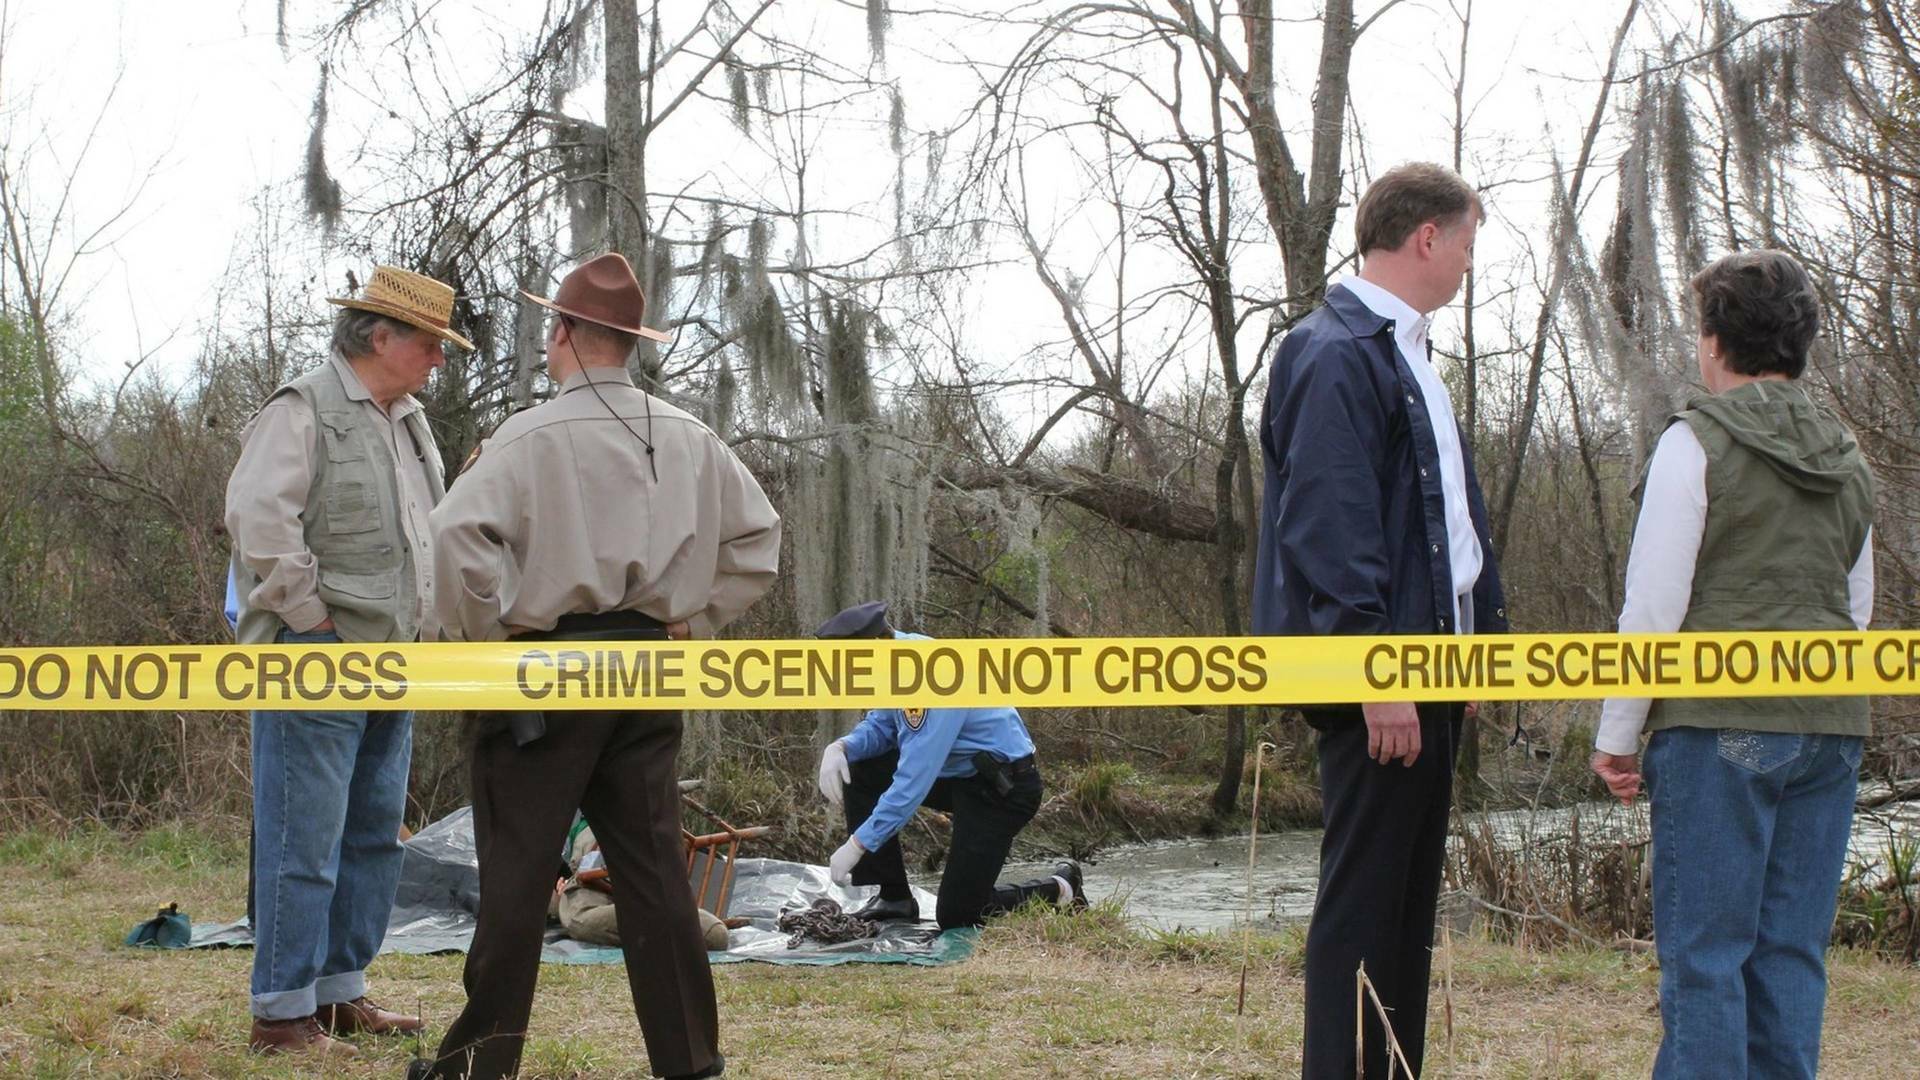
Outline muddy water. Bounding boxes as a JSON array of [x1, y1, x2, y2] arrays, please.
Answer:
[[1007, 797, 1920, 933], [1008, 831, 1324, 933]]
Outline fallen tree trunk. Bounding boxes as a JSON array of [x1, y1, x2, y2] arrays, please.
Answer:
[[948, 465, 1217, 544], [1859, 778, 1920, 811]]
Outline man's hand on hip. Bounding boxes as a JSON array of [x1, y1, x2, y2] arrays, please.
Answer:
[[1362, 700, 1421, 766]]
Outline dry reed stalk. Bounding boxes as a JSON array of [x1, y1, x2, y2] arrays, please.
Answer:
[[1237, 741, 1272, 1016], [1356, 961, 1416, 1078], [1441, 921, 1455, 1064]]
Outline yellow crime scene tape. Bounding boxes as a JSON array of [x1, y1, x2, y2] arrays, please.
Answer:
[[1, 631, 1918, 711]]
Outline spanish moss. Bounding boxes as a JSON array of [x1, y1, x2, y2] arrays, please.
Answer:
[[302, 66, 343, 232], [1659, 77, 1703, 274], [728, 61, 752, 133], [868, 0, 889, 65]]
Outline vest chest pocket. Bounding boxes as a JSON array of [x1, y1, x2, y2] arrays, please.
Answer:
[[317, 413, 386, 535], [319, 412, 368, 463], [324, 482, 383, 535]]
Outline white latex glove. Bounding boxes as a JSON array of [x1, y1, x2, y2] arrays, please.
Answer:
[[828, 836, 864, 886], [817, 740, 851, 808]]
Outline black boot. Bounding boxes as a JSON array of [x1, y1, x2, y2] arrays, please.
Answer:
[[1053, 862, 1089, 911], [850, 894, 920, 922]]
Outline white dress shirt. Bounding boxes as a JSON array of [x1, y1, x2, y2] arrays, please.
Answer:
[[1594, 422, 1875, 755], [1339, 276, 1484, 630]]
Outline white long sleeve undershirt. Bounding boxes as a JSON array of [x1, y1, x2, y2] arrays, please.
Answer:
[[1594, 422, 1875, 756]]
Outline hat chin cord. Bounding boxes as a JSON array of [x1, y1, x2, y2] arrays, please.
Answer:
[[562, 318, 659, 483]]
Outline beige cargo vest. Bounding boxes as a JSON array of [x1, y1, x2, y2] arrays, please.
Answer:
[[232, 361, 444, 644]]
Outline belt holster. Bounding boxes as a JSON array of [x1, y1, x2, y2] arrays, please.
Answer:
[[464, 709, 547, 747], [487, 612, 670, 747], [504, 711, 547, 745], [970, 750, 1014, 797]]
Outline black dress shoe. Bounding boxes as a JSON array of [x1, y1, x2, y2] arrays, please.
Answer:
[[666, 1052, 725, 1078], [851, 894, 920, 922], [1053, 861, 1089, 910]]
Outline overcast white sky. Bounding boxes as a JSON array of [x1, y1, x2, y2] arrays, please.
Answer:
[[4, 0, 1696, 398]]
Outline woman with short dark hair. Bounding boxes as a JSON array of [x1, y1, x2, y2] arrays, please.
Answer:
[[1593, 249, 1876, 1079]]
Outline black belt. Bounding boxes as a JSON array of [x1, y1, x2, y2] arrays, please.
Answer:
[[496, 611, 670, 744], [515, 609, 668, 641], [970, 752, 1039, 796]]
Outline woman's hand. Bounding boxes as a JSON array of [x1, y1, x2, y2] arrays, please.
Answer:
[[1590, 751, 1642, 806]]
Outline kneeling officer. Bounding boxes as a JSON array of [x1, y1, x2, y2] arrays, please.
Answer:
[[814, 601, 1084, 929]]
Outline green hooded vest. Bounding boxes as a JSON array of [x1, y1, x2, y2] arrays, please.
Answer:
[[1645, 379, 1875, 736]]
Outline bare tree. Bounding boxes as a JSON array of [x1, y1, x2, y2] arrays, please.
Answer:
[[957, 0, 1413, 813]]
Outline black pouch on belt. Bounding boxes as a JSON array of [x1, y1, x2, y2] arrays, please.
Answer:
[[463, 709, 547, 746], [493, 611, 672, 747], [970, 750, 1014, 797], [503, 711, 547, 746]]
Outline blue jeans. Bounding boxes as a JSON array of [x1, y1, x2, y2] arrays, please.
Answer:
[[1645, 726, 1862, 1080], [249, 628, 413, 1020]]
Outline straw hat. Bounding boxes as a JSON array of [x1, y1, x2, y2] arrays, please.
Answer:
[[327, 266, 475, 351], [521, 253, 672, 342]]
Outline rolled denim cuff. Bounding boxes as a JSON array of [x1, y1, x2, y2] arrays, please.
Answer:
[[252, 984, 318, 1021], [314, 969, 366, 1007]]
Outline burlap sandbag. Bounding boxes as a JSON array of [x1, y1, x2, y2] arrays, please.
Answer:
[[558, 878, 729, 951]]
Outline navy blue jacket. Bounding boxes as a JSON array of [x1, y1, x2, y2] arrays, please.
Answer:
[[1252, 284, 1507, 646]]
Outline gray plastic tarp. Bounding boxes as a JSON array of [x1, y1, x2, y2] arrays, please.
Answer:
[[185, 808, 972, 967]]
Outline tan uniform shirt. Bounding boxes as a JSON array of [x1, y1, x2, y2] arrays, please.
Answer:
[[429, 367, 781, 642], [225, 353, 442, 636]]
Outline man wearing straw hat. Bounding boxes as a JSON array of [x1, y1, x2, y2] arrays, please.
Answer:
[[416, 252, 777, 1080], [226, 266, 472, 1057]]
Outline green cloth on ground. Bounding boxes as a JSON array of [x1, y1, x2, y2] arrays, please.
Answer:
[[124, 903, 192, 949]]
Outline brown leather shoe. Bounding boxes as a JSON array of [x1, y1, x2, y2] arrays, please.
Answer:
[[317, 996, 425, 1036], [249, 1014, 361, 1057]]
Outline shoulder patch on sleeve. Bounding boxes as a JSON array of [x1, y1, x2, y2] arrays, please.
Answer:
[[455, 401, 544, 480]]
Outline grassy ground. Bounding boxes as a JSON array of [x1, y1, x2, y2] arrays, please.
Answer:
[[2, 827, 1916, 1078]]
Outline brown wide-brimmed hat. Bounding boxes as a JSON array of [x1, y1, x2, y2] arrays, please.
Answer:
[[326, 265, 475, 351], [522, 252, 671, 343]]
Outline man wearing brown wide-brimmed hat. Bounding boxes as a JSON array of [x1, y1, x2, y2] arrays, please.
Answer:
[[416, 252, 778, 1080], [225, 266, 471, 1058]]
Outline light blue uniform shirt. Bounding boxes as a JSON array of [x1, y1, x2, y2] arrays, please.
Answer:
[[840, 631, 1037, 853]]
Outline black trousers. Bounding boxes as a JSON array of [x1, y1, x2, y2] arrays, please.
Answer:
[[843, 751, 1055, 930], [422, 707, 719, 1080], [1301, 703, 1462, 1080]]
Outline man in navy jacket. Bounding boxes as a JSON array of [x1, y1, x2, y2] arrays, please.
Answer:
[[1253, 162, 1507, 1078]]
